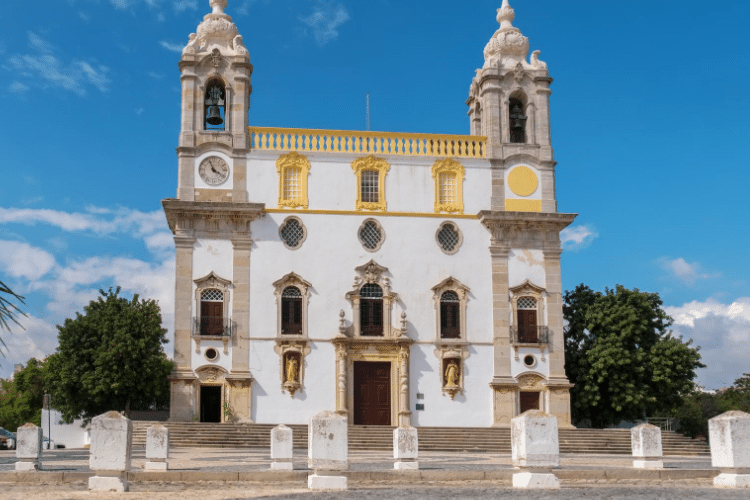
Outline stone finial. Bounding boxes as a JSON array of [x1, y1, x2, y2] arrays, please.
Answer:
[[709, 410, 750, 488], [210, 0, 228, 15], [271, 424, 294, 470], [308, 411, 348, 491], [483, 1, 530, 69], [496, 0, 516, 30], [15, 423, 42, 471], [631, 423, 663, 469], [511, 410, 560, 489]]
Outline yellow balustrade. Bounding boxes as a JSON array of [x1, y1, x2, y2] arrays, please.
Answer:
[[248, 127, 486, 159]]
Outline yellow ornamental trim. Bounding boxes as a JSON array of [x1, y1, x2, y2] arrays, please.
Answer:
[[431, 158, 465, 214], [351, 155, 390, 212], [276, 152, 311, 209]]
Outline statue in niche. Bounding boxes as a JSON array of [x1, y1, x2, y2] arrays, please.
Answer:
[[285, 355, 299, 384], [445, 360, 460, 388]]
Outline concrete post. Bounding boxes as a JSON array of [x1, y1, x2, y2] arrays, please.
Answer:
[[15, 423, 42, 471], [631, 423, 663, 469], [393, 427, 419, 470], [308, 411, 348, 491], [511, 410, 560, 489], [709, 411, 750, 488], [271, 424, 294, 470], [145, 424, 169, 471], [88, 411, 132, 492]]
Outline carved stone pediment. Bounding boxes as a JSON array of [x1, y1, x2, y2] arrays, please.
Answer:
[[509, 279, 545, 297], [355, 260, 389, 284], [196, 365, 228, 384], [517, 372, 545, 391], [195, 271, 232, 289]]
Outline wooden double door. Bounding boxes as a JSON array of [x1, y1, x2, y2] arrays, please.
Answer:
[[353, 361, 391, 426]]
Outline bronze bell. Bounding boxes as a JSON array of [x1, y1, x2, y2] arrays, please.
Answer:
[[206, 105, 223, 126]]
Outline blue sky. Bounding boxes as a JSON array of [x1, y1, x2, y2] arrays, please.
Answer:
[[1, 0, 749, 390]]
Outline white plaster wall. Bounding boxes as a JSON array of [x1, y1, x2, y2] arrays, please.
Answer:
[[504, 163, 542, 202], [410, 344, 494, 427], [41, 409, 90, 449], [191, 340, 232, 373], [508, 249, 546, 289], [193, 239, 234, 283], [193, 150, 234, 190], [250, 340, 336, 424], [249, 213, 493, 343], [510, 347, 549, 378], [245, 152, 491, 214]]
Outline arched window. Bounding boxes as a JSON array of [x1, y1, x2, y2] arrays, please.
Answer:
[[200, 288, 224, 336], [509, 98, 527, 144], [281, 286, 302, 335], [516, 296, 538, 343], [440, 291, 461, 339], [360, 283, 384, 336], [204, 79, 226, 131]]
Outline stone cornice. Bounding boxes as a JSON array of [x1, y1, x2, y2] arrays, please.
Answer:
[[162, 198, 265, 237], [479, 210, 577, 247]]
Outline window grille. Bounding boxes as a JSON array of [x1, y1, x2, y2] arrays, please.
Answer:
[[440, 291, 461, 339], [361, 170, 379, 203], [441, 291, 459, 303], [438, 172, 457, 205], [360, 283, 383, 298], [279, 217, 306, 249], [518, 297, 537, 310], [437, 223, 460, 253], [201, 289, 223, 302], [360, 284, 384, 336], [281, 286, 303, 335], [359, 220, 383, 251], [282, 286, 302, 298], [283, 167, 302, 201]]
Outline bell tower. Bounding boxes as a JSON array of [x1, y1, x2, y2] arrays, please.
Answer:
[[176, 0, 253, 202]]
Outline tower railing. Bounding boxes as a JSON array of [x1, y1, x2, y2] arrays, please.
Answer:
[[248, 127, 486, 159]]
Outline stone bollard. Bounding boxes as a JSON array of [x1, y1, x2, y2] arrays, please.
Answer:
[[393, 426, 419, 470], [511, 410, 560, 489], [145, 424, 169, 471], [15, 423, 42, 471], [631, 423, 663, 469], [709, 411, 750, 488], [88, 411, 132, 492], [308, 411, 348, 491], [271, 424, 294, 470]]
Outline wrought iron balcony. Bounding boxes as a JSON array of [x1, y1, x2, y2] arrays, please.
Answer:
[[509, 326, 549, 345], [192, 317, 234, 337]]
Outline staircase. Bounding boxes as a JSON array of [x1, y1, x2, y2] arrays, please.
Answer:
[[132, 422, 709, 456]]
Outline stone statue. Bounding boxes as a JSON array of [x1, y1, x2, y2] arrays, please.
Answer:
[[445, 360, 459, 388], [285, 355, 299, 384]]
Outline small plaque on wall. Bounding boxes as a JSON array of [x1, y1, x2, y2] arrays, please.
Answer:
[[416, 404, 425, 411], [416, 393, 424, 400]]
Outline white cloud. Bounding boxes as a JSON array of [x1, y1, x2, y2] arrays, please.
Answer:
[[235, 0, 265, 16], [148, 71, 164, 79], [0, 314, 59, 371], [659, 257, 718, 285], [561, 224, 598, 251], [665, 297, 750, 390], [172, 0, 197, 12], [159, 40, 184, 53], [300, 1, 350, 46], [0, 240, 57, 281], [9, 81, 30, 93], [6, 32, 112, 96]]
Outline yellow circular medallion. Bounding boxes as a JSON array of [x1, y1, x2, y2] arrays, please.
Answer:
[[508, 166, 538, 197]]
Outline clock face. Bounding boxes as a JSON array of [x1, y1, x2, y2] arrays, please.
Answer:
[[199, 156, 230, 186]]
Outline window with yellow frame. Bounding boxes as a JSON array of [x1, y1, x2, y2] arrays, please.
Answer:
[[276, 152, 311, 209], [351, 155, 390, 211], [431, 158, 465, 214]]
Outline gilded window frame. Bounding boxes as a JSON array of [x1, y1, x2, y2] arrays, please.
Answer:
[[352, 155, 390, 211], [431, 158, 465, 214], [276, 151, 311, 209]]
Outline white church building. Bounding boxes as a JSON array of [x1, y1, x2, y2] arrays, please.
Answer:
[[164, 0, 576, 428]]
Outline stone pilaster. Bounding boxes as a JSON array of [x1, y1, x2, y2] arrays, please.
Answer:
[[172, 235, 195, 372], [231, 237, 252, 375], [398, 344, 412, 428], [490, 245, 513, 383], [540, 167, 556, 213], [479, 73, 504, 159]]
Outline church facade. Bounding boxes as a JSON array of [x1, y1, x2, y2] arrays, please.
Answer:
[[164, 0, 576, 428]]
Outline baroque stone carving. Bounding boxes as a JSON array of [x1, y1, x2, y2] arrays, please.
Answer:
[[517, 373, 545, 390], [431, 158, 465, 214], [276, 152, 311, 209], [351, 155, 390, 211]]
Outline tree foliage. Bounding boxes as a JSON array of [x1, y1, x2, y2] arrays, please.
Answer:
[[46, 287, 173, 423], [674, 373, 750, 438], [564, 284, 704, 428], [0, 358, 46, 431]]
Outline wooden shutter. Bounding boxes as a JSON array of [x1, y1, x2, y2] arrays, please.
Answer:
[[440, 302, 460, 339], [518, 309, 537, 343], [282, 297, 302, 335]]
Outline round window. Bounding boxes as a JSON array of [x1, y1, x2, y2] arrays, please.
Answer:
[[358, 219, 385, 252], [436, 222, 462, 255], [205, 348, 219, 362], [279, 217, 307, 249], [523, 354, 536, 368]]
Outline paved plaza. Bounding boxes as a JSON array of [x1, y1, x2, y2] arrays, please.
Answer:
[[1, 447, 747, 498]]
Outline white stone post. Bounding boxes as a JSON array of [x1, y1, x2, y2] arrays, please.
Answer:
[[271, 424, 294, 470], [88, 411, 132, 492], [511, 410, 560, 489], [631, 423, 663, 469], [145, 424, 169, 471], [709, 411, 750, 488], [15, 423, 42, 471], [308, 411, 348, 491], [393, 426, 419, 470]]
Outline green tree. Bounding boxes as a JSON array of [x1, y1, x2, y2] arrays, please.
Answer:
[[0, 358, 46, 431], [45, 287, 173, 423], [674, 374, 750, 438], [0, 280, 26, 359], [564, 284, 704, 428]]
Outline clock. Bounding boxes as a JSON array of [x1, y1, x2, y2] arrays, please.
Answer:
[[199, 156, 230, 186]]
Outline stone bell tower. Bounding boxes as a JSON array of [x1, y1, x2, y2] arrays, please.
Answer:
[[176, 0, 253, 203], [473, 1, 576, 427]]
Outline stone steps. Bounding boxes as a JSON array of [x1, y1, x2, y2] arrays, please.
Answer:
[[131, 422, 709, 456]]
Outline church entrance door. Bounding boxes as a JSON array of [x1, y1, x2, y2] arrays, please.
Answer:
[[353, 361, 391, 425], [519, 391, 540, 414], [200, 385, 222, 422]]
